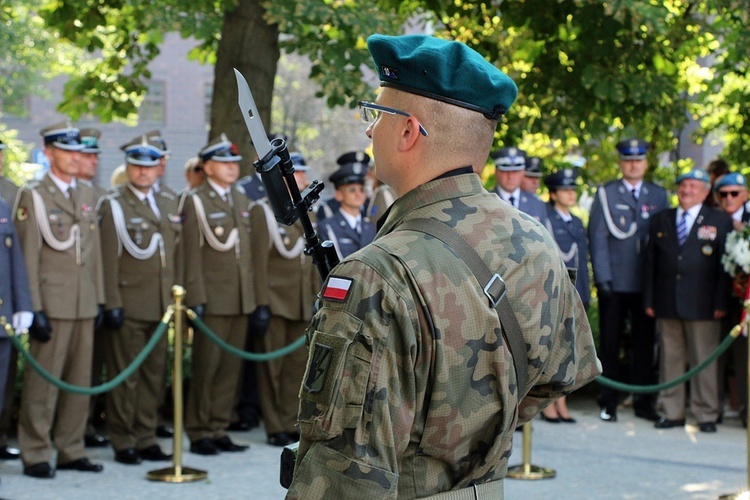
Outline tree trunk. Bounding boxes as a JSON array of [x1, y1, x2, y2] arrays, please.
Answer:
[[211, 0, 279, 174]]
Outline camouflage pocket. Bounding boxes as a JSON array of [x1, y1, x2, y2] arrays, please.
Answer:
[[298, 313, 373, 440]]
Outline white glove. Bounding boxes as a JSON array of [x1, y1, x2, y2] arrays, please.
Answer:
[[12, 311, 34, 332]]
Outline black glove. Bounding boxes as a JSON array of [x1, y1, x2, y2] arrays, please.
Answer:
[[248, 305, 271, 338], [188, 304, 206, 328], [29, 311, 52, 343], [597, 282, 613, 300], [104, 308, 124, 329], [94, 304, 105, 330]]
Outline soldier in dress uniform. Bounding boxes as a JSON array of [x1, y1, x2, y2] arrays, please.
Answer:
[[0, 197, 33, 468], [249, 154, 319, 447], [643, 169, 733, 432], [490, 147, 549, 225], [320, 159, 376, 259], [183, 157, 205, 191], [316, 151, 371, 221], [15, 120, 105, 478], [182, 134, 253, 455], [98, 137, 180, 465], [521, 156, 544, 194], [77, 127, 110, 449], [588, 138, 669, 423], [145, 129, 177, 197], [288, 34, 600, 499], [0, 139, 19, 205]]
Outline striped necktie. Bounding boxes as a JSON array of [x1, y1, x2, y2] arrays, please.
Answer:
[[677, 211, 688, 245]]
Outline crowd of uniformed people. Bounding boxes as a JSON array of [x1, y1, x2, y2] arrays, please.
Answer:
[[0, 116, 745, 482]]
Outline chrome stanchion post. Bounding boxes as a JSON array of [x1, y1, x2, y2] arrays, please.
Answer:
[[506, 422, 556, 480], [147, 285, 207, 482]]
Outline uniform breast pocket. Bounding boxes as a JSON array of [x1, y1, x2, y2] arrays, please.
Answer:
[[298, 312, 373, 440]]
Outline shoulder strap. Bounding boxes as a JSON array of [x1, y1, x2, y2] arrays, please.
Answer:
[[397, 218, 529, 399]]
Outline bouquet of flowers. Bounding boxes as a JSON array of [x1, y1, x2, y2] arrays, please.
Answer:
[[722, 225, 750, 299]]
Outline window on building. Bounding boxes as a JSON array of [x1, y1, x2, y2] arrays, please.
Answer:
[[140, 81, 165, 124]]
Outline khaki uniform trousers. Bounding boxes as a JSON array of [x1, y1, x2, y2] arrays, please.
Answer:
[[18, 318, 93, 465], [256, 316, 309, 435], [657, 318, 721, 423], [186, 314, 247, 442], [105, 318, 168, 451]]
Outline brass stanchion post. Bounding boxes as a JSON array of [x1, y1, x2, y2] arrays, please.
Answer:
[[147, 285, 208, 482], [506, 422, 555, 480]]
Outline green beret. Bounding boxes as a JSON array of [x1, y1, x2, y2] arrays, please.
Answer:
[[367, 34, 517, 120]]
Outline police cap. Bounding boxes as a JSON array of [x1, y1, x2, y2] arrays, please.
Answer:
[[40, 120, 84, 151], [490, 147, 527, 171]]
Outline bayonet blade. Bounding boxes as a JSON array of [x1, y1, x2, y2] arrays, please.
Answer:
[[234, 68, 273, 159]]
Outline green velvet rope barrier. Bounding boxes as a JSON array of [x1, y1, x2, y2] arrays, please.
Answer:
[[1, 309, 172, 396], [597, 323, 741, 394], [186, 309, 307, 361]]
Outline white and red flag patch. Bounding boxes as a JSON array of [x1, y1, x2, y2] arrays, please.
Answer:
[[323, 276, 353, 302]]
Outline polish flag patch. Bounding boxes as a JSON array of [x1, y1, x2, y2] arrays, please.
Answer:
[[323, 276, 353, 302]]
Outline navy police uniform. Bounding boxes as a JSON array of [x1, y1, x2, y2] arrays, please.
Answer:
[[491, 147, 549, 225], [316, 151, 370, 221]]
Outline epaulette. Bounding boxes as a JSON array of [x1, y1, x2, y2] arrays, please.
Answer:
[[158, 190, 177, 201], [96, 190, 121, 212], [24, 180, 41, 190], [79, 179, 94, 188]]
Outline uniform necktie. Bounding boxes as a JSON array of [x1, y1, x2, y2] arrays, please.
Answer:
[[508, 196, 515, 208], [631, 188, 638, 201], [677, 211, 688, 245]]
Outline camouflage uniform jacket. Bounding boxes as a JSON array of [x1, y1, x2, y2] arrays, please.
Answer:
[[288, 172, 600, 499]]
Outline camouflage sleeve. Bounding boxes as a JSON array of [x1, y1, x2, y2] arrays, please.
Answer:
[[287, 249, 420, 500]]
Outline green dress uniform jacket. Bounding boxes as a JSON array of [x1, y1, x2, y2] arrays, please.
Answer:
[[288, 172, 600, 499]]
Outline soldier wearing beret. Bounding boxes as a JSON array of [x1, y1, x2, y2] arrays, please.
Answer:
[[98, 137, 181, 465], [643, 169, 733, 432], [249, 153, 319, 447], [287, 34, 600, 499], [320, 160, 376, 260], [490, 147, 549, 226], [15, 120, 105, 478], [181, 134, 253, 455], [0, 139, 19, 205], [588, 138, 669, 423]]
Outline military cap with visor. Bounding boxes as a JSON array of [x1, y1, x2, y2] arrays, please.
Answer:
[[330, 162, 367, 189], [290, 152, 310, 172], [124, 136, 163, 167], [80, 128, 102, 154], [143, 129, 170, 155], [616, 138, 649, 160], [525, 156, 544, 178], [40, 120, 84, 151], [490, 147, 527, 172], [199, 133, 242, 163], [367, 34, 517, 120], [545, 169, 580, 190]]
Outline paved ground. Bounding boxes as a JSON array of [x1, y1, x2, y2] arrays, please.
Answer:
[[0, 389, 748, 499]]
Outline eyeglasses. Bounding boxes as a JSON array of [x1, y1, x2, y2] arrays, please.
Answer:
[[358, 101, 428, 137], [343, 185, 365, 194], [719, 190, 742, 198]]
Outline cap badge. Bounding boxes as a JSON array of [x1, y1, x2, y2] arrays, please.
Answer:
[[381, 66, 399, 79]]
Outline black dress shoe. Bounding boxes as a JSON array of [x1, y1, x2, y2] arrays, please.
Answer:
[[0, 445, 20, 460], [190, 438, 219, 456], [267, 432, 295, 447], [698, 421, 718, 433], [24, 462, 55, 478], [213, 435, 249, 452], [138, 444, 172, 461], [599, 407, 617, 422], [114, 448, 142, 465], [654, 417, 685, 429], [634, 407, 660, 422], [84, 433, 110, 448], [57, 457, 103, 472], [559, 416, 577, 424], [540, 413, 561, 423], [227, 420, 251, 432], [156, 425, 174, 438]]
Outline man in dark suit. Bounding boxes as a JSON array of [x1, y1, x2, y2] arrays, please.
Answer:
[[714, 172, 750, 426], [490, 147, 548, 225], [643, 168, 733, 432], [588, 138, 669, 422]]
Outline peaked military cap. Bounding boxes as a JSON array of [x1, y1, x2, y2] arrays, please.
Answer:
[[199, 133, 242, 163], [40, 120, 84, 151], [525, 156, 544, 178], [291, 152, 310, 172], [144, 129, 170, 155], [80, 128, 102, 154], [545, 168, 579, 189], [676, 168, 709, 185], [490, 147, 527, 171], [124, 135, 162, 167], [367, 34, 517, 120], [0, 139, 5, 150], [330, 161, 367, 188], [713, 172, 746, 191], [119, 134, 166, 156], [336, 151, 370, 168], [616, 138, 648, 160]]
